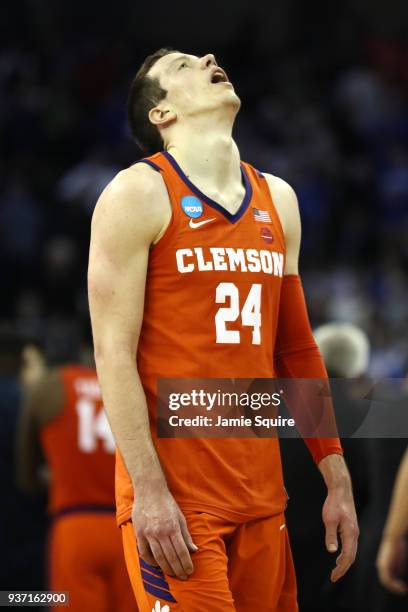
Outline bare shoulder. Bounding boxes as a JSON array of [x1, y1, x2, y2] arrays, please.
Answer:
[[263, 173, 301, 274], [91, 162, 170, 245], [263, 174, 297, 201], [263, 174, 301, 236]]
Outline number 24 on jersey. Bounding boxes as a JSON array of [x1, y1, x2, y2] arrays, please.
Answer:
[[215, 282, 262, 345]]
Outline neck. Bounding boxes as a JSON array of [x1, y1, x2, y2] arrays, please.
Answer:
[[166, 113, 241, 191]]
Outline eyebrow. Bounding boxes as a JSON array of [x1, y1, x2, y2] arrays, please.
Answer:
[[165, 53, 219, 73], [167, 54, 192, 70]]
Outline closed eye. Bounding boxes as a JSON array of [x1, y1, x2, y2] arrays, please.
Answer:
[[178, 61, 188, 70]]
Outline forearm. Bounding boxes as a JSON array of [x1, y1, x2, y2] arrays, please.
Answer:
[[318, 453, 351, 491], [274, 275, 343, 463], [96, 347, 167, 493], [383, 449, 408, 540]]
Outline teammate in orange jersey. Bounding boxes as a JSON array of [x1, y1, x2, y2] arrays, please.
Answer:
[[88, 49, 359, 611], [17, 344, 137, 612]]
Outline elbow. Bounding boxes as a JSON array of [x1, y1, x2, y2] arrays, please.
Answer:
[[93, 336, 115, 366], [93, 339, 136, 371]]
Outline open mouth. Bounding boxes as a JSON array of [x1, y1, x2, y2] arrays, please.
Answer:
[[210, 68, 229, 84]]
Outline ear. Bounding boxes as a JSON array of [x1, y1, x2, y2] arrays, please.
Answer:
[[149, 105, 177, 129]]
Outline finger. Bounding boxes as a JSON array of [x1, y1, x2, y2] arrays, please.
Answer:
[[179, 514, 199, 553], [331, 551, 345, 583], [378, 565, 408, 595], [148, 538, 175, 577], [331, 525, 358, 582], [160, 537, 189, 579], [324, 518, 339, 553], [136, 534, 159, 567], [171, 532, 194, 574], [380, 573, 408, 595], [331, 546, 355, 582]]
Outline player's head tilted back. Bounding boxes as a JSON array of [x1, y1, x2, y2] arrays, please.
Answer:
[[127, 49, 240, 155]]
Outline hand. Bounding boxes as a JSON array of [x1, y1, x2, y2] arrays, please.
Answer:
[[132, 487, 198, 580], [377, 534, 408, 595], [322, 483, 359, 582]]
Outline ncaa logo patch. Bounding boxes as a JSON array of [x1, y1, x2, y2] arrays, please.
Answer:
[[181, 195, 203, 219]]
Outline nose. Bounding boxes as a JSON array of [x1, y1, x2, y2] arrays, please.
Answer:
[[200, 54, 217, 70]]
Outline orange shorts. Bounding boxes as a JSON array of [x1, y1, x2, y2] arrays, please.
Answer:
[[48, 511, 137, 612], [121, 510, 298, 611]]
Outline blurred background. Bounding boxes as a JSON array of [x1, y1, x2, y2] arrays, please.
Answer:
[[1, 0, 408, 373], [1, 0, 407, 610]]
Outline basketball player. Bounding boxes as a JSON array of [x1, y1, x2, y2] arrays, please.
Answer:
[[17, 343, 136, 611], [88, 49, 359, 611]]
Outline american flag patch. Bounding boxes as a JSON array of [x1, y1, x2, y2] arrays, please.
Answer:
[[252, 207, 271, 223]]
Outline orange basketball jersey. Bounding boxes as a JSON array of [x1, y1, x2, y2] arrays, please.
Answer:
[[40, 365, 116, 515], [116, 152, 288, 525]]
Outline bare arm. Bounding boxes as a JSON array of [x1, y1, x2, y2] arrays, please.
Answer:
[[16, 369, 62, 493], [89, 166, 167, 492], [264, 174, 301, 276], [265, 174, 359, 582], [88, 165, 196, 580], [16, 391, 45, 494], [377, 447, 408, 594]]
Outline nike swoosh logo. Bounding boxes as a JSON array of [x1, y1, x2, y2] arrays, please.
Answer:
[[189, 218, 216, 229]]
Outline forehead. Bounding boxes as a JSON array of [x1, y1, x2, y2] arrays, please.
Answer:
[[149, 52, 198, 79]]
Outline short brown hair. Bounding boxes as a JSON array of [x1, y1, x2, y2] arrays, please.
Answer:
[[127, 48, 176, 155]]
